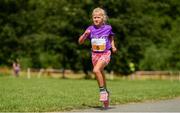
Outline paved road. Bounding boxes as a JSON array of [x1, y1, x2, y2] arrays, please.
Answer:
[[75, 98, 180, 112]]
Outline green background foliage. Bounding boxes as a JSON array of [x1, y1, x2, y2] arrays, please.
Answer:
[[0, 0, 180, 74]]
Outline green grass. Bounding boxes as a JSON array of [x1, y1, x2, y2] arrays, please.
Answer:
[[0, 76, 180, 112]]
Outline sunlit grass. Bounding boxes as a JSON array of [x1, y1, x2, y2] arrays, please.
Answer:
[[0, 76, 180, 112]]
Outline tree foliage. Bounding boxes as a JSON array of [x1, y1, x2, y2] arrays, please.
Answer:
[[0, 0, 180, 74]]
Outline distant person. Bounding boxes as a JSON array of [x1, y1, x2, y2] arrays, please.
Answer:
[[78, 7, 117, 108], [13, 60, 20, 77], [129, 62, 135, 80]]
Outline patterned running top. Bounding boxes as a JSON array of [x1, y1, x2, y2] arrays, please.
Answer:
[[86, 24, 114, 52]]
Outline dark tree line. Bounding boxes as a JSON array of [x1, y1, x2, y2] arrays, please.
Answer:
[[0, 0, 180, 75]]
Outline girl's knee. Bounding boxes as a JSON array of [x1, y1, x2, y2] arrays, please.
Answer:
[[93, 68, 101, 74]]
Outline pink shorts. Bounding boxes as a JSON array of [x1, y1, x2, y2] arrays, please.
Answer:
[[92, 50, 111, 66]]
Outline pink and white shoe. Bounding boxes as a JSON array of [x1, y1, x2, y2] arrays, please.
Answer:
[[99, 91, 110, 109], [103, 91, 110, 109], [99, 91, 108, 102]]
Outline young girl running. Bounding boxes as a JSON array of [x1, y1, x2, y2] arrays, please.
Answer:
[[78, 7, 117, 108]]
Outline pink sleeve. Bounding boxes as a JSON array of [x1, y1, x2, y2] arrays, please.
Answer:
[[85, 26, 92, 39]]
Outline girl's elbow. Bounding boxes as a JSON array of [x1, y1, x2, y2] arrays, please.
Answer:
[[78, 39, 83, 44], [78, 41, 82, 44]]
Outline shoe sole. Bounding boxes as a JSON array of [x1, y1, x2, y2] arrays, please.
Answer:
[[103, 93, 110, 109], [103, 99, 109, 109]]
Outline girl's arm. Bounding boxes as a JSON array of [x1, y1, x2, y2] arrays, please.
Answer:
[[78, 30, 90, 44], [110, 36, 117, 53]]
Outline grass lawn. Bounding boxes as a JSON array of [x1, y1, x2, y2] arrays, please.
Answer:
[[0, 75, 180, 112]]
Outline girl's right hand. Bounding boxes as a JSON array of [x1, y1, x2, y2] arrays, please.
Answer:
[[78, 30, 91, 44], [83, 30, 91, 39]]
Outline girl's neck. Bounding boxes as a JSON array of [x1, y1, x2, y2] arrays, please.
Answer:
[[94, 23, 105, 28]]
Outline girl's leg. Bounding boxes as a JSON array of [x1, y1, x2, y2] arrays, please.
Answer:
[[93, 60, 106, 88], [101, 71, 106, 88], [93, 60, 109, 101], [92, 51, 111, 107], [100, 67, 110, 109]]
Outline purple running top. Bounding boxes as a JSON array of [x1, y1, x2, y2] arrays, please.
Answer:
[[86, 24, 115, 52]]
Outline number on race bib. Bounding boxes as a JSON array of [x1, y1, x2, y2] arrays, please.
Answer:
[[91, 39, 106, 52]]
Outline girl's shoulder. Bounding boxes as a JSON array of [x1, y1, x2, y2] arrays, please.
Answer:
[[86, 24, 112, 31], [86, 25, 94, 30], [104, 24, 112, 29]]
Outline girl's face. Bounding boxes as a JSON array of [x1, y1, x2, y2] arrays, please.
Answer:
[[92, 12, 104, 27]]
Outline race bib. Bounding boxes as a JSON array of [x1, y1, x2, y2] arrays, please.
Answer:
[[91, 38, 106, 52]]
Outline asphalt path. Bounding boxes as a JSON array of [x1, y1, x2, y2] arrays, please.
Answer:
[[74, 97, 180, 112]]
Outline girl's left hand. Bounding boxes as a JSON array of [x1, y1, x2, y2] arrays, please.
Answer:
[[112, 47, 117, 53]]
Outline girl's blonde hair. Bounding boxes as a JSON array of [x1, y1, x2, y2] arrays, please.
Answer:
[[92, 7, 108, 23]]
